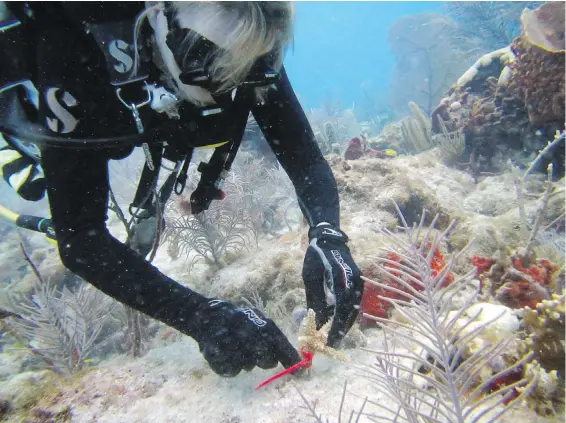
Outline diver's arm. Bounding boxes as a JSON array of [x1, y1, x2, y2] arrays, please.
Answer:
[[250, 66, 340, 228], [41, 147, 209, 335], [250, 68, 364, 348], [41, 147, 302, 373]]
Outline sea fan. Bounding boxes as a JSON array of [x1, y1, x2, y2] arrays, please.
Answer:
[[356, 205, 538, 422], [163, 198, 257, 270], [226, 156, 296, 234], [443, 2, 544, 52], [7, 280, 113, 375], [163, 154, 299, 266]]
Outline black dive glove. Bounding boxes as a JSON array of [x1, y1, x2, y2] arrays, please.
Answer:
[[302, 223, 364, 348], [187, 299, 301, 377]]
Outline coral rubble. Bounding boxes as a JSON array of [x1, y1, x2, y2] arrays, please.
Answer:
[[472, 252, 559, 309]]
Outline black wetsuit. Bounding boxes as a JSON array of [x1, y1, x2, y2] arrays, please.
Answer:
[[19, 3, 341, 338]]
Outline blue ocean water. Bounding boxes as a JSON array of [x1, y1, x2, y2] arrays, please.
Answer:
[[284, 1, 442, 111]]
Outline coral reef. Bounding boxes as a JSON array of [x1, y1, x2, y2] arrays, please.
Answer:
[[469, 255, 565, 414], [359, 208, 539, 422], [326, 149, 564, 263], [329, 155, 456, 232], [430, 2, 565, 177], [1, 19, 564, 417], [1, 149, 564, 421]]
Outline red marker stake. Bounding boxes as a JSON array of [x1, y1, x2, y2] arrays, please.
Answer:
[[255, 350, 314, 390]]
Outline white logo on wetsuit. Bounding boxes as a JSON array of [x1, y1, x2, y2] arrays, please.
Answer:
[[237, 307, 267, 327], [45, 88, 79, 134], [331, 249, 353, 289], [109, 39, 134, 73], [322, 228, 343, 238]]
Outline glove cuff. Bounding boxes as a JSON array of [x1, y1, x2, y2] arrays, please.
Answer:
[[308, 223, 349, 244]]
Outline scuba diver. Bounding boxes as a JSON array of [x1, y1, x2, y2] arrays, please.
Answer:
[[0, 2, 364, 377]]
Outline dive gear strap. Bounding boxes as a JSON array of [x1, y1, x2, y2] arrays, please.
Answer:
[[189, 88, 253, 214], [1, 2, 259, 219], [130, 87, 253, 217]]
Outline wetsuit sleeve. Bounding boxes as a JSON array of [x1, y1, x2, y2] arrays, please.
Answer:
[[26, 10, 211, 337], [41, 147, 208, 335], [250, 66, 340, 229]]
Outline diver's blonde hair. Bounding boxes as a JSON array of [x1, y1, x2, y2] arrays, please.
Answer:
[[172, 1, 295, 94]]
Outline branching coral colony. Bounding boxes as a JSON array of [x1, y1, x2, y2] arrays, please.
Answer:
[[300, 205, 563, 423]]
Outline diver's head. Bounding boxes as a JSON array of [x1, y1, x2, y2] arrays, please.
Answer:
[[148, 1, 295, 105]]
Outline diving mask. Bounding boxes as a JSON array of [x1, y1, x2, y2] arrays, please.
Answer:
[[163, 3, 280, 92]]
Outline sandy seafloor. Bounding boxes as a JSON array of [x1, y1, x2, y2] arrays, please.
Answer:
[[0, 151, 564, 423], [2, 231, 558, 423], [40, 334, 561, 423]]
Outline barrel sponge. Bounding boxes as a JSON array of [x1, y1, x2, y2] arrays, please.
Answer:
[[509, 2, 565, 125]]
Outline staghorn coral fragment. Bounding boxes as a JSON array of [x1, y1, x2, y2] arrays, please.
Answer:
[[297, 309, 349, 362], [255, 311, 350, 390]]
